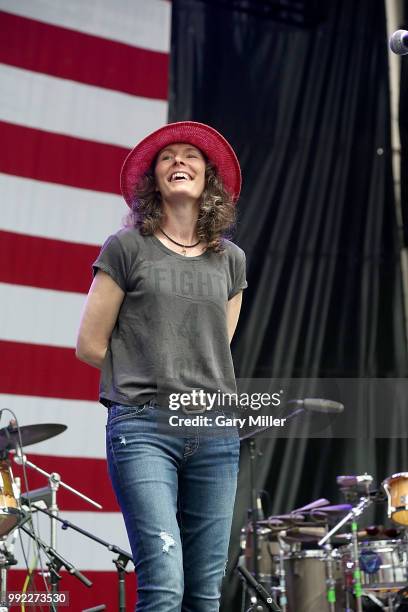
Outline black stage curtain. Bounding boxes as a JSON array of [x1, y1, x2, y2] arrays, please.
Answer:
[[169, 1, 408, 609]]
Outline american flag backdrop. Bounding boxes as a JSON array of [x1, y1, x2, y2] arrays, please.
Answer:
[[0, 1, 171, 609]]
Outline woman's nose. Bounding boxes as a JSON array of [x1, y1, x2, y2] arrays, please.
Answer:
[[173, 155, 185, 165]]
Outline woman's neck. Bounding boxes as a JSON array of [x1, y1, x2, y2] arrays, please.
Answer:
[[159, 201, 200, 243]]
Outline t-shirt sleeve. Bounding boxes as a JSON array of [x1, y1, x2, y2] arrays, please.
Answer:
[[92, 234, 129, 292], [228, 249, 248, 299]]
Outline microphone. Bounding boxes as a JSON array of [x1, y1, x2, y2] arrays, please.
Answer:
[[288, 398, 344, 414], [390, 30, 408, 55]]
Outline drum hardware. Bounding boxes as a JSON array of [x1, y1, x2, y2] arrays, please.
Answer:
[[337, 475, 374, 493], [0, 415, 134, 611], [321, 541, 338, 612], [241, 524, 287, 582], [13, 447, 102, 541], [319, 492, 374, 612], [238, 399, 337, 610], [241, 470, 408, 612], [258, 501, 348, 612], [13, 449, 102, 609], [0, 541, 18, 611], [276, 531, 289, 612], [395, 586, 408, 610], [0, 419, 69, 586], [21, 485, 53, 508], [0, 417, 102, 610], [14, 447, 102, 509], [0, 453, 24, 539], [340, 538, 408, 611]]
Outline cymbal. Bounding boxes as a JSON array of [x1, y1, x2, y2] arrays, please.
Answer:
[[0, 423, 67, 451]]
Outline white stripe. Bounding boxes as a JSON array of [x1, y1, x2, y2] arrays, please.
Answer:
[[0, 174, 127, 246], [1, 283, 85, 348], [0, 64, 168, 148], [0, 395, 105, 458], [14, 511, 133, 571], [0, 0, 171, 53]]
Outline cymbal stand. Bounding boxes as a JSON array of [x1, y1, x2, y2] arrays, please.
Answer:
[[319, 496, 372, 612], [276, 531, 288, 612], [322, 538, 336, 612]]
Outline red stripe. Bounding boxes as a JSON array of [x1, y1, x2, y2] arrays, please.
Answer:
[[0, 341, 99, 401], [14, 454, 119, 512], [0, 11, 169, 100], [1, 231, 100, 294], [0, 121, 127, 194], [8, 570, 137, 609]]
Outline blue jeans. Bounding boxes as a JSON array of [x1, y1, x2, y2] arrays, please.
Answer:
[[106, 401, 240, 612]]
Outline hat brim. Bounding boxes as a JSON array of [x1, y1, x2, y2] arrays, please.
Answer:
[[120, 121, 241, 207]]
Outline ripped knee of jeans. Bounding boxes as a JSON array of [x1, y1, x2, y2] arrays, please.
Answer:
[[159, 531, 176, 553]]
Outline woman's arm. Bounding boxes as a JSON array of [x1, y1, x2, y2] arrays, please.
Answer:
[[76, 270, 125, 369], [226, 291, 243, 343]]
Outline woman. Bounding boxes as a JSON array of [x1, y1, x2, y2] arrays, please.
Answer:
[[76, 121, 247, 611]]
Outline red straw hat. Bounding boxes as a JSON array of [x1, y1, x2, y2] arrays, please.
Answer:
[[120, 121, 241, 207]]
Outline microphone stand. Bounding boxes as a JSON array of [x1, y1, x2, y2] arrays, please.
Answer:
[[236, 565, 281, 611], [30, 505, 133, 612], [19, 523, 92, 612]]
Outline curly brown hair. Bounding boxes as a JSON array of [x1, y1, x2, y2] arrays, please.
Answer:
[[123, 162, 236, 252]]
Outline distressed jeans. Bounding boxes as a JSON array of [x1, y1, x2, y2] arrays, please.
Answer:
[[106, 400, 240, 612]]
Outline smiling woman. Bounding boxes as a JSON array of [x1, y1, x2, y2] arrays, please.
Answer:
[[76, 121, 247, 611], [153, 143, 206, 214], [125, 142, 237, 252]]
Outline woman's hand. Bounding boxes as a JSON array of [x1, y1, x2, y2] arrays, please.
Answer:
[[226, 291, 243, 343], [76, 270, 125, 369]]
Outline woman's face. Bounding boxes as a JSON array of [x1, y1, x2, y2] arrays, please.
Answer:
[[154, 143, 206, 204]]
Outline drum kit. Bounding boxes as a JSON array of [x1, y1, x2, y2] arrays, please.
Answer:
[[239, 473, 408, 612], [0, 417, 133, 612]]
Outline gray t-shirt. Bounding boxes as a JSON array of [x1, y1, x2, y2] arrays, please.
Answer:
[[93, 227, 247, 407]]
